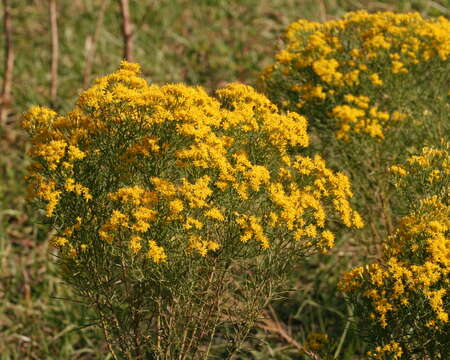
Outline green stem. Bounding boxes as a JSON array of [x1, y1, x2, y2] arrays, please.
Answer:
[[334, 301, 353, 359]]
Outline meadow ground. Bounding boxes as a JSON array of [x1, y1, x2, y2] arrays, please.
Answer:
[[0, 1, 449, 359]]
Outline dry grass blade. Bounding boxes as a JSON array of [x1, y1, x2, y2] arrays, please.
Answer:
[[118, 0, 133, 61], [83, 0, 110, 88], [0, 0, 14, 126], [258, 305, 323, 360], [49, 0, 59, 104]]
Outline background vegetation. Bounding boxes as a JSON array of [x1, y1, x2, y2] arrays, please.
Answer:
[[1, 0, 449, 359]]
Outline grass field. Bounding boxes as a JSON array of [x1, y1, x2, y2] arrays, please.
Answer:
[[1, 1, 449, 359]]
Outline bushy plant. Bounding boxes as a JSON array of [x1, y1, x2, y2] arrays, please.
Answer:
[[22, 62, 362, 359], [340, 143, 450, 359], [260, 11, 450, 242], [260, 10, 449, 141], [257, 11, 450, 356]]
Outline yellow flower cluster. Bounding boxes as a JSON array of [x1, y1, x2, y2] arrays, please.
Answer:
[[367, 341, 403, 360], [260, 11, 450, 140], [340, 145, 449, 356], [389, 142, 450, 197], [24, 61, 361, 263], [405, 145, 450, 183], [302, 332, 328, 352]]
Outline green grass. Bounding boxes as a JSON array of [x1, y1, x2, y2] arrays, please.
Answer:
[[1, 0, 449, 358]]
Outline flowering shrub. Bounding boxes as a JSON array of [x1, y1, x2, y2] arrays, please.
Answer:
[[340, 143, 450, 359], [260, 11, 450, 141], [23, 62, 362, 358], [260, 11, 450, 256]]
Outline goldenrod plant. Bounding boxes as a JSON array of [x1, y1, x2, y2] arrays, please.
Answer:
[[22, 61, 362, 359], [260, 10, 449, 141], [256, 11, 450, 357], [340, 142, 450, 359], [260, 11, 450, 244]]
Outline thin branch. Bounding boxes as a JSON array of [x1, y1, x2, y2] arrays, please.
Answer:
[[83, 0, 110, 88], [317, 0, 327, 23], [258, 306, 324, 360], [0, 0, 14, 126], [428, 0, 450, 15], [333, 301, 353, 359], [50, 0, 59, 104], [118, 0, 133, 61], [98, 309, 119, 360]]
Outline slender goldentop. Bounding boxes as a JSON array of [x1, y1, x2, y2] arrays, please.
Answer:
[[23, 61, 362, 261], [340, 143, 450, 359], [23, 61, 362, 358], [260, 11, 450, 141]]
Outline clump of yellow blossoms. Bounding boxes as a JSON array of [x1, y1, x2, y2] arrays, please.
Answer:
[[340, 144, 449, 359], [302, 332, 329, 354], [23, 62, 362, 261], [23, 62, 362, 358], [260, 11, 450, 141]]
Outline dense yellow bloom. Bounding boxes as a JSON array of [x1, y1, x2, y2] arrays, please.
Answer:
[[187, 235, 220, 256], [368, 341, 403, 359], [132, 206, 157, 232], [369, 73, 383, 86], [168, 199, 184, 215], [261, 11, 450, 140], [24, 61, 361, 262], [179, 176, 212, 208], [391, 60, 408, 74], [64, 178, 92, 200], [321, 230, 335, 249], [147, 240, 167, 263], [22, 106, 58, 134], [342, 198, 449, 346], [184, 217, 203, 230], [109, 186, 158, 206], [35, 140, 67, 170], [52, 236, 68, 247], [341, 145, 450, 356], [130, 235, 143, 253], [388, 165, 408, 177], [151, 177, 176, 198], [204, 207, 225, 222], [312, 58, 342, 85], [34, 180, 61, 217], [67, 145, 86, 161], [235, 214, 269, 249]]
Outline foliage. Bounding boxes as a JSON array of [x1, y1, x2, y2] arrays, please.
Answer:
[[260, 10, 450, 140], [340, 143, 450, 359], [259, 10, 450, 359], [22, 62, 362, 359], [259, 9, 450, 264], [2, 1, 450, 358]]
